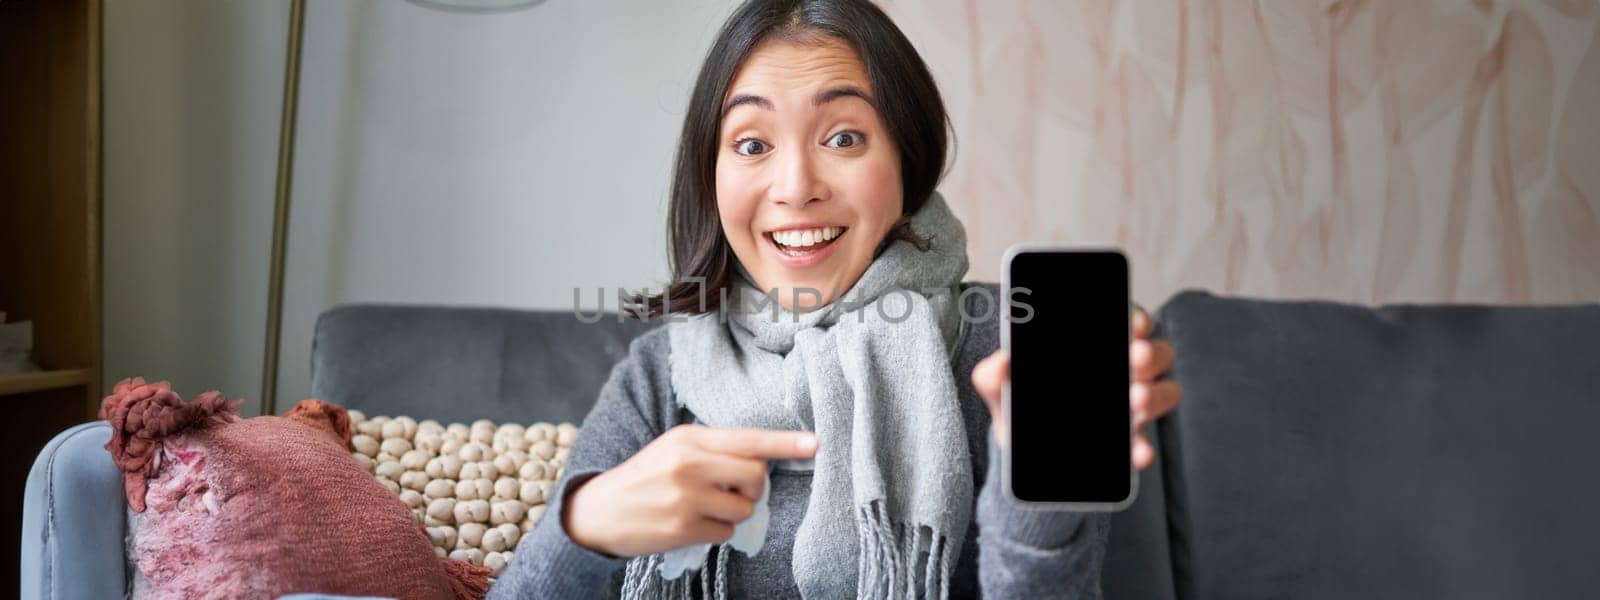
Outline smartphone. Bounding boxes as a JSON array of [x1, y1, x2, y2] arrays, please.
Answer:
[[1001, 246, 1135, 510]]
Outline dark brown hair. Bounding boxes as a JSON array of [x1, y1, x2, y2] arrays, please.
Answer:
[[628, 0, 951, 318]]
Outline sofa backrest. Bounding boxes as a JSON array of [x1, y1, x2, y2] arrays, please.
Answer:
[[311, 292, 1600, 599], [311, 304, 658, 425], [1151, 290, 1600, 599]]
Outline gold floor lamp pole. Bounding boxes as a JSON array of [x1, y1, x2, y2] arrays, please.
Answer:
[[262, 0, 306, 416]]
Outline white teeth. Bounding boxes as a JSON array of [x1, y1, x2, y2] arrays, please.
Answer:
[[771, 226, 843, 248]]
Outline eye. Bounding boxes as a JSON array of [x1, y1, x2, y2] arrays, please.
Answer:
[[733, 138, 769, 156], [826, 131, 865, 149]]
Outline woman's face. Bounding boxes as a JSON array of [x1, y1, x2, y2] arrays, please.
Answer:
[[716, 38, 903, 311]]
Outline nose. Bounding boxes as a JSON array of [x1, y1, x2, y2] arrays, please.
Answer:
[[769, 147, 828, 208]]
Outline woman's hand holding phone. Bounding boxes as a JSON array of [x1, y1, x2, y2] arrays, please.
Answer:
[[973, 306, 1182, 470], [563, 425, 817, 558]]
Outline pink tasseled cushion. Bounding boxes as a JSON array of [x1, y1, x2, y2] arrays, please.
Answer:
[[100, 378, 491, 600]]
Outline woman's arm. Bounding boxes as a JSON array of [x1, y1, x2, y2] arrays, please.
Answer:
[[488, 329, 678, 599], [975, 433, 1113, 599], [488, 326, 816, 597], [968, 306, 1180, 598]]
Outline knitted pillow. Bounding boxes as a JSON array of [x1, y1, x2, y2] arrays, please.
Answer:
[[345, 412, 579, 581], [99, 378, 491, 600]]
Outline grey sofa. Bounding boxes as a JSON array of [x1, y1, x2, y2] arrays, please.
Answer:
[[21, 290, 1600, 599]]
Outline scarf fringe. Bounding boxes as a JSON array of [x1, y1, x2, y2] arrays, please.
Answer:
[[619, 501, 955, 600], [857, 501, 955, 600], [622, 545, 732, 600]]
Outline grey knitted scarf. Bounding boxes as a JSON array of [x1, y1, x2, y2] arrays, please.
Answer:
[[627, 192, 972, 599]]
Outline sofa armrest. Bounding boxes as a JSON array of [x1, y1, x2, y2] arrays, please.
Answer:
[[21, 421, 128, 600]]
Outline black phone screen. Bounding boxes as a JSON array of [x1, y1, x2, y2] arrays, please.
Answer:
[[1006, 249, 1131, 504]]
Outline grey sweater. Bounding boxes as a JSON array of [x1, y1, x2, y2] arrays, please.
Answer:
[[488, 283, 1110, 598]]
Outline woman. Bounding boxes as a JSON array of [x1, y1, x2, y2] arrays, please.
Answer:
[[491, 0, 1181, 598]]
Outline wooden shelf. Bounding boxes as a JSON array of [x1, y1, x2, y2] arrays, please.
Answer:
[[1, 0, 103, 592], [0, 369, 93, 397]]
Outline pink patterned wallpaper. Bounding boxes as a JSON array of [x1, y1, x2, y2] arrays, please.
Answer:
[[880, 0, 1599, 306]]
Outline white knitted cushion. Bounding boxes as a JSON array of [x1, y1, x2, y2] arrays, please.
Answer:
[[347, 411, 579, 580]]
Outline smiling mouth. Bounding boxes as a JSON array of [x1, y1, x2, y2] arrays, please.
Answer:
[[765, 226, 847, 257]]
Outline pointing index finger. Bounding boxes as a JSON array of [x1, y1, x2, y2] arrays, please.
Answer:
[[694, 427, 819, 460]]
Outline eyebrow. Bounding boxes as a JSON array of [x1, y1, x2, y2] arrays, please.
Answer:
[[721, 85, 875, 114], [813, 85, 872, 107]]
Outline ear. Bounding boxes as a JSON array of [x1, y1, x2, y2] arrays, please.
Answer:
[[286, 399, 353, 450], [99, 378, 239, 512]]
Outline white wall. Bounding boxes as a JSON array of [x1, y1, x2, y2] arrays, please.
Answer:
[[277, 0, 742, 411], [103, 0, 288, 413]]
